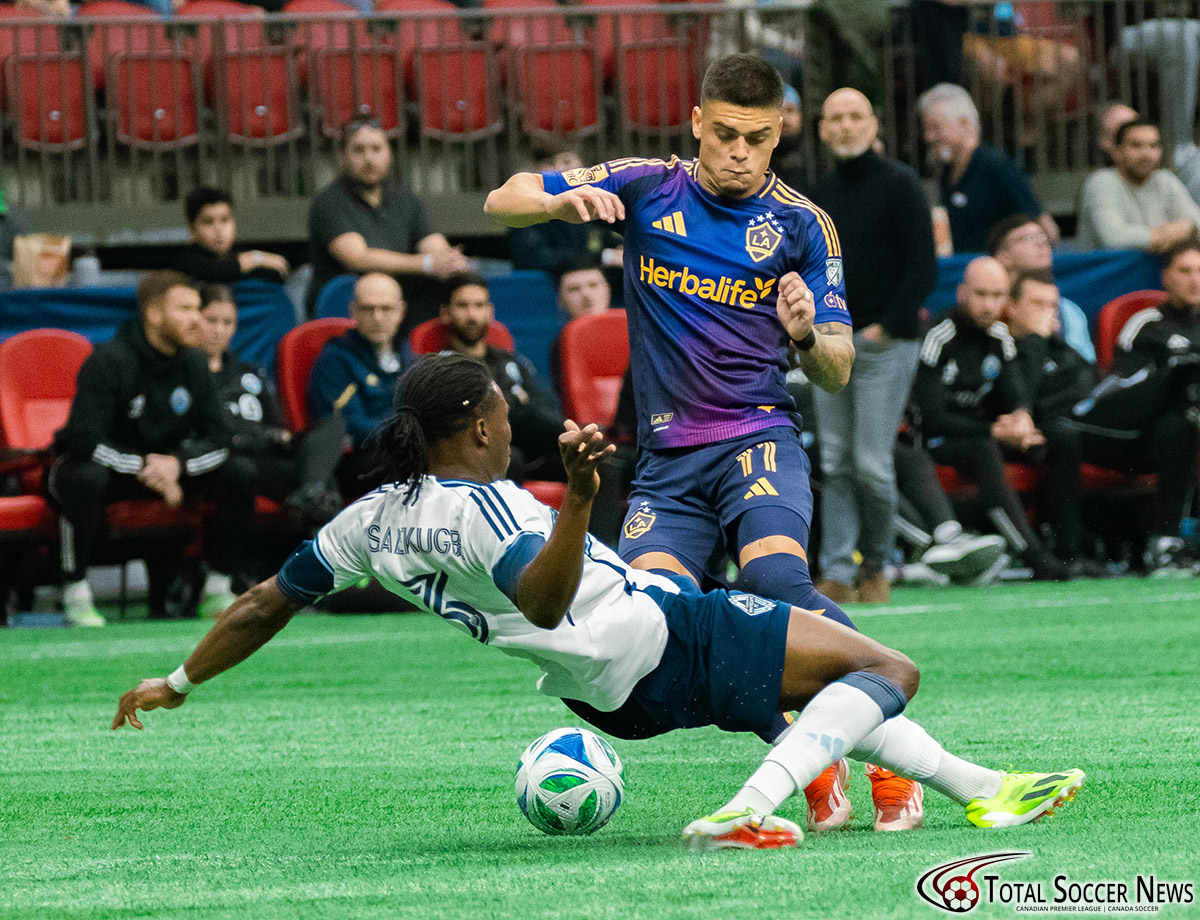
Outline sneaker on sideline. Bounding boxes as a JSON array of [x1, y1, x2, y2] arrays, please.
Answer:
[[921, 532, 1006, 582]]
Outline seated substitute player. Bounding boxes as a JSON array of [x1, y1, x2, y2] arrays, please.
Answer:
[[483, 53, 916, 832], [112, 354, 1086, 850]]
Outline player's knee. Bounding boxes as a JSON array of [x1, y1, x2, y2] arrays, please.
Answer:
[[875, 648, 919, 702]]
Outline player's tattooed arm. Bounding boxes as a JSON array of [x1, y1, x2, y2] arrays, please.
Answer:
[[799, 322, 856, 394], [485, 172, 624, 227]]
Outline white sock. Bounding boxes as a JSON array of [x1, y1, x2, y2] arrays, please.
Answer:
[[721, 681, 890, 814], [933, 521, 962, 544], [851, 715, 1002, 803], [202, 572, 232, 597], [62, 578, 94, 609]]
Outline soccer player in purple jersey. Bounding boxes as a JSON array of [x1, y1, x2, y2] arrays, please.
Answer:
[[485, 54, 927, 831]]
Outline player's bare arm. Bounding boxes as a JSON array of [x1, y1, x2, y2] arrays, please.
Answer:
[[111, 578, 301, 730], [776, 272, 855, 393], [515, 421, 615, 630], [485, 172, 624, 228]]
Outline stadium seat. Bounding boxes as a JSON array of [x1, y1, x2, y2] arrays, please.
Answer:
[[312, 45, 404, 137], [0, 493, 53, 618], [1095, 289, 1167, 371], [107, 51, 202, 150], [557, 310, 628, 427], [935, 462, 1043, 499], [618, 39, 697, 132], [511, 42, 601, 140], [282, 0, 370, 87], [409, 317, 514, 355], [314, 273, 358, 319], [175, 0, 266, 88], [376, 0, 467, 86], [0, 5, 59, 100], [524, 479, 567, 510], [415, 42, 504, 141], [5, 53, 88, 152], [216, 47, 304, 145], [0, 328, 207, 614], [275, 317, 355, 433], [579, 0, 671, 83], [77, 1, 169, 91]]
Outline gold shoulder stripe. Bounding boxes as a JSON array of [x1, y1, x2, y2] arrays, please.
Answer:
[[757, 174, 777, 198], [609, 156, 678, 174], [770, 191, 842, 257]]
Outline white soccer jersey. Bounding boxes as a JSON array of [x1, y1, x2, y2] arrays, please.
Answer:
[[292, 477, 675, 711]]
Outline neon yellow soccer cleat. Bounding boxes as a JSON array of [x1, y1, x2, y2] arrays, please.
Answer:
[[682, 808, 803, 850], [966, 769, 1085, 828]]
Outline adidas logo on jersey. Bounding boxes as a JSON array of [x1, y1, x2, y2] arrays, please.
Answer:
[[743, 477, 779, 499], [652, 211, 688, 236], [639, 256, 775, 309]]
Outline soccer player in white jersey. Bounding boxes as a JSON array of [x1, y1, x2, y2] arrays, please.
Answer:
[[113, 354, 1085, 849]]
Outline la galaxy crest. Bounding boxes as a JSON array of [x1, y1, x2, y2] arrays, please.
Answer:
[[623, 502, 656, 540], [745, 212, 784, 263], [561, 164, 610, 186]]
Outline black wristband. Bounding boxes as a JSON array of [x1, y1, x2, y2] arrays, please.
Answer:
[[794, 329, 817, 351]]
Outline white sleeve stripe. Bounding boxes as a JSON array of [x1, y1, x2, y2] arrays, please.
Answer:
[[1116, 308, 1162, 352], [988, 322, 1017, 360], [92, 444, 143, 473], [920, 319, 956, 365], [484, 484, 522, 533], [185, 449, 228, 475], [311, 535, 337, 575], [468, 492, 510, 539]]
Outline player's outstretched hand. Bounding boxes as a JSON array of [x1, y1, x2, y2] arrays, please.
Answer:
[[111, 677, 187, 730], [548, 187, 625, 225], [776, 271, 816, 343], [559, 420, 616, 500]]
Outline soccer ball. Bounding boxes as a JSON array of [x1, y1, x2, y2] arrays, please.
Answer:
[[515, 727, 624, 836]]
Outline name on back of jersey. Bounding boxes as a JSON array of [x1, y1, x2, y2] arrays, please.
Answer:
[[639, 255, 775, 309], [367, 524, 462, 557]]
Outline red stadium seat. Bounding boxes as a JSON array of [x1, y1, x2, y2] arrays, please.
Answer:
[[376, 0, 466, 86], [524, 479, 567, 510], [409, 317, 514, 355], [283, 0, 370, 86], [313, 45, 404, 137], [1095, 289, 1167, 371], [108, 51, 202, 149], [935, 461, 1043, 498], [275, 318, 355, 433], [175, 0, 266, 88], [618, 39, 697, 131], [579, 0, 671, 83], [415, 42, 503, 140], [77, 1, 170, 90], [216, 48, 304, 145], [511, 42, 600, 139], [5, 53, 87, 151], [557, 310, 628, 427], [0, 5, 59, 99]]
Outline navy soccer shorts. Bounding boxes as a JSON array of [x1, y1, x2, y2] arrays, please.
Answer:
[[562, 575, 792, 739], [616, 427, 814, 581]]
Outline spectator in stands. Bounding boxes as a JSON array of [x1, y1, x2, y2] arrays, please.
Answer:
[[987, 214, 1095, 362], [806, 87, 938, 604], [918, 82, 1059, 252], [48, 271, 255, 626], [911, 0, 968, 90], [507, 145, 623, 275], [961, 2, 1083, 151], [911, 256, 1070, 580], [1099, 102, 1138, 165], [439, 272, 565, 482], [549, 253, 612, 399], [196, 285, 343, 530], [769, 84, 807, 195], [0, 190, 26, 293], [1069, 238, 1200, 575], [307, 273, 411, 498], [306, 116, 468, 326], [1116, 15, 1200, 162], [1078, 119, 1200, 252], [1004, 269, 1099, 575], [178, 187, 290, 285]]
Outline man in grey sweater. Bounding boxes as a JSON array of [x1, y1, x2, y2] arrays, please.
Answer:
[[1079, 119, 1200, 252]]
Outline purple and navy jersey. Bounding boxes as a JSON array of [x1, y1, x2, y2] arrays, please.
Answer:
[[543, 156, 849, 450]]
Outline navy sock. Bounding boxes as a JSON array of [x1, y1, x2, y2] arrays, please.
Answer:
[[736, 554, 858, 631]]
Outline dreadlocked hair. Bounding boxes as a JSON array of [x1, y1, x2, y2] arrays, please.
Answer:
[[372, 353, 496, 501]]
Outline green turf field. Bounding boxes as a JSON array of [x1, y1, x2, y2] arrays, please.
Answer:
[[3, 579, 1199, 920]]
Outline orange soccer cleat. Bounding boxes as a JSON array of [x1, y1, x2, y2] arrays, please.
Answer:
[[803, 758, 853, 832], [866, 763, 924, 831]]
